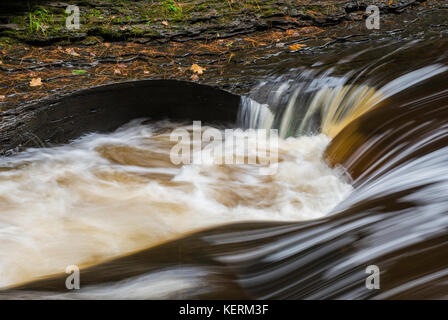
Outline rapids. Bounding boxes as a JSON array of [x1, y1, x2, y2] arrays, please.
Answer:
[[2, 39, 448, 299], [0, 120, 351, 288]]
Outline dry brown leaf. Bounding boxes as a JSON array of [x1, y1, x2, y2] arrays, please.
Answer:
[[306, 10, 319, 17], [104, 43, 111, 48], [30, 78, 43, 87], [299, 26, 324, 34], [289, 43, 307, 51], [143, 70, 150, 74], [190, 64, 206, 74], [190, 74, 199, 81], [65, 48, 80, 57], [162, 21, 169, 26], [114, 68, 121, 75]]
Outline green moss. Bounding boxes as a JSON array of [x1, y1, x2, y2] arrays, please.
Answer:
[[0, 0, 350, 45], [138, 0, 186, 23], [3, 5, 68, 40], [80, 36, 102, 45], [130, 26, 145, 36], [94, 26, 122, 39], [85, 8, 105, 24], [0, 36, 18, 48]]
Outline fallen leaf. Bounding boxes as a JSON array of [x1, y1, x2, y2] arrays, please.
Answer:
[[306, 10, 319, 17], [104, 43, 111, 48], [162, 20, 169, 26], [143, 70, 150, 74], [65, 48, 80, 57], [72, 70, 87, 76], [190, 64, 206, 74], [190, 74, 199, 81], [299, 26, 324, 34], [114, 68, 121, 75], [285, 29, 297, 36], [0, 95, 5, 100], [285, 16, 298, 22], [289, 43, 307, 51], [30, 77, 42, 87]]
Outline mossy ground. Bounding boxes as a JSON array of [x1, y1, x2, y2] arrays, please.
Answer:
[[0, 0, 353, 45]]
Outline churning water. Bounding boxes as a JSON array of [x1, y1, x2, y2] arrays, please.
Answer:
[[2, 39, 448, 299], [0, 119, 352, 288]]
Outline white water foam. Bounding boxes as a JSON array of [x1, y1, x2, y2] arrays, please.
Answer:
[[0, 119, 352, 288]]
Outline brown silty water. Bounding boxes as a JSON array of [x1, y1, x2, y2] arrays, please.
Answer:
[[1, 39, 448, 299]]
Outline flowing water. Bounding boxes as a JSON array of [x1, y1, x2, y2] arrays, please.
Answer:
[[0, 120, 351, 288], [2, 39, 448, 299]]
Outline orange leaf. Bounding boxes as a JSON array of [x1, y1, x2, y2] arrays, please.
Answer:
[[30, 78, 43, 87], [289, 43, 307, 51], [190, 64, 206, 74]]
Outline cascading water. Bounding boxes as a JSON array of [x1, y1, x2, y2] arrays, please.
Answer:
[[0, 121, 351, 289], [2, 39, 448, 299]]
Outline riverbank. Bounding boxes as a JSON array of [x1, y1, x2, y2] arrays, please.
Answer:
[[0, 0, 447, 110]]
